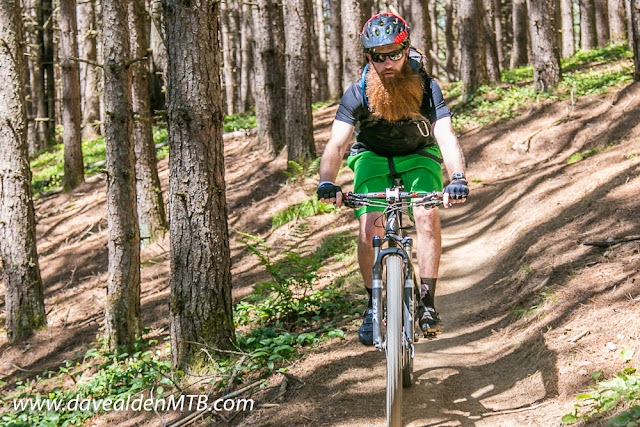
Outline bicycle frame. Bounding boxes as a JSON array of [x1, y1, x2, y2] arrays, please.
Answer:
[[370, 187, 417, 351]]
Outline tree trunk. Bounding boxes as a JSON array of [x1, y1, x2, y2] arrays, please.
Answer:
[[149, 0, 167, 114], [103, 0, 141, 352], [0, 0, 47, 342], [561, 0, 576, 57], [632, 0, 640, 81], [595, 0, 611, 45], [315, 0, 328, 86], [42, 0, 55, 144], [459, 0, 486, 99], [445, 0, 457, 80], [78, 0, 101, 140], [164, 0, 236, 370], [527, 0, 562, 91], [411, 0, 432, 60], [608, 0, 626, 41], [24, 0, 47, 153], [129, 0, 167, 246], [239, 2, 254, 112], [581, 0, 598, 49], [482, 0, 501, 82], [429, 0, 439, 76], [328, 0, 343, 98], [341, 0, 363, 90], [628, 0, 635, 50], [511, 0, 528, 68], [60, 0, 84, 191], [309, 0, 329, 102], [285, 0, 316, 164], [220, 0, 238, 115], [493, 0, 505, 68], [253, 0, 287, 156]]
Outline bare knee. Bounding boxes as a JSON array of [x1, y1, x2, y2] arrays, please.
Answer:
[[359, 213, 384, 246], [414, 207, 440, 235]]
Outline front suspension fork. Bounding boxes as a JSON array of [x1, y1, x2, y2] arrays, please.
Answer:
[[371, 236, 414, 350]]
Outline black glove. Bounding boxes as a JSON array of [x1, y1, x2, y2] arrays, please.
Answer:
[[317, 182, 342, 200], [443, 179, 469, 200]]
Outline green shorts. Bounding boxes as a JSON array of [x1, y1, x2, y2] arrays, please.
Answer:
[[346, 146, 443, 218]]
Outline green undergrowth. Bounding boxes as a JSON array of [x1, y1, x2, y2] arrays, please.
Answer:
[[450, 43, 634, 131], [271, 197, 335, 229], [223, 111, 256, 133], [563, 350, 640, 426], [30, 127, 169, 198], [0, 335, 173, 426], [567, 143, 615, 164]]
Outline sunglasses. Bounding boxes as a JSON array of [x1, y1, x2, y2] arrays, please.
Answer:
[[369, 48, 405, 63]]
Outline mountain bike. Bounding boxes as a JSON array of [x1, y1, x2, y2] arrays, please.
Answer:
[[343, 182, 443, 427]]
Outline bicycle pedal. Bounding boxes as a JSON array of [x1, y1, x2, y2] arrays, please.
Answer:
[[423, 330, 441, 339]]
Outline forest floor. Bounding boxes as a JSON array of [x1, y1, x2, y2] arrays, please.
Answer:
[[1, 69, 640, 426]]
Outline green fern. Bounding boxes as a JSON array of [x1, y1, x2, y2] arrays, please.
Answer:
[[271, 198, 335, 229]]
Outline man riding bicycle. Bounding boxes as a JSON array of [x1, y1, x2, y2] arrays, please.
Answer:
[[317, 12, 469, 346]]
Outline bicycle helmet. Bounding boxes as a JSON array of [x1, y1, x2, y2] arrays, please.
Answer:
[[360, 13, 410, 51]]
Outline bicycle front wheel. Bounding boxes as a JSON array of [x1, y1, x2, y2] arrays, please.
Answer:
[[386, 255, 403, 427]]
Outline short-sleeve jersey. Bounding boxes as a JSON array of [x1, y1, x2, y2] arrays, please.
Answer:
[[335, 71, 452, 157]]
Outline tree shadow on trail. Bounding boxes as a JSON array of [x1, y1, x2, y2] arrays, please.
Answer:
[[405, 332, 557, 426]]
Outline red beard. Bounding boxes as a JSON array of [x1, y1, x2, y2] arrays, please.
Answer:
[[365, 60, 424, 122]]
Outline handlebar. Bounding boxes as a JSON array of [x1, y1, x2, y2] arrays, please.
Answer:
[[342, 190, 443, 209]]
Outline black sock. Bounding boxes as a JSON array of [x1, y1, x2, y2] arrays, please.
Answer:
[[366, 287, 373, 308], [420, 278, 437, 309]]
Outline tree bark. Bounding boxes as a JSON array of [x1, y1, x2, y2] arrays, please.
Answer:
[[581, 0, 598, 49], [482, 0, 501, 82], [239, 2, 254, 112], [527, 0, 562, 91], [511, 0, 528, 68], [164, 0, 236, 370], [632, 0, 640, 81], [411, 0, 432, 61], [309, 0, 329, 102], [493, 0, 505, 68], [341, 0, 363, 90], [24, 0, 47, 153], [103, 0, 141, 352], [253, 0, 287, 156], [608, 0, 626, 41], [60, 0, 84, 191], [0, 0, 47, 342], [220, 0, 239, 115], [327, 0, 343, 98], [149, 0, 167, 114], [629, 0, 635, 50], [459, 0, 486, 99], [444, 0, 457, 80], [42, 0, 55, 144], [77, 0, 101, 140], [285, 0, 316, 164], [595, 0, 611, 45], [129, 0, 167, 246], [429, 0, 439, 76], [561, 0, 576, 57]]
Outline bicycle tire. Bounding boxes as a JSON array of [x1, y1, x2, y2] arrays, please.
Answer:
[[402, 291, 414, 388], [386, 255, 403, 427]]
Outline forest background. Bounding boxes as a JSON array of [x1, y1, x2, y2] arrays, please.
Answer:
[[1, 0, 640, 425]]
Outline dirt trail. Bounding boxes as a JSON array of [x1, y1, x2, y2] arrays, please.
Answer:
[[0, 78, 638, 427], [238, 82, 640, 426]]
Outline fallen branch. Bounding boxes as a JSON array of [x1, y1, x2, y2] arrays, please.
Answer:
[[166, 379, 264, 427], [518, 115, 572, 152], [568, 330, 590, 343], [224, 355, 246, 395], [482, 400, 551, 416], [583, 236, 640, 248]]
